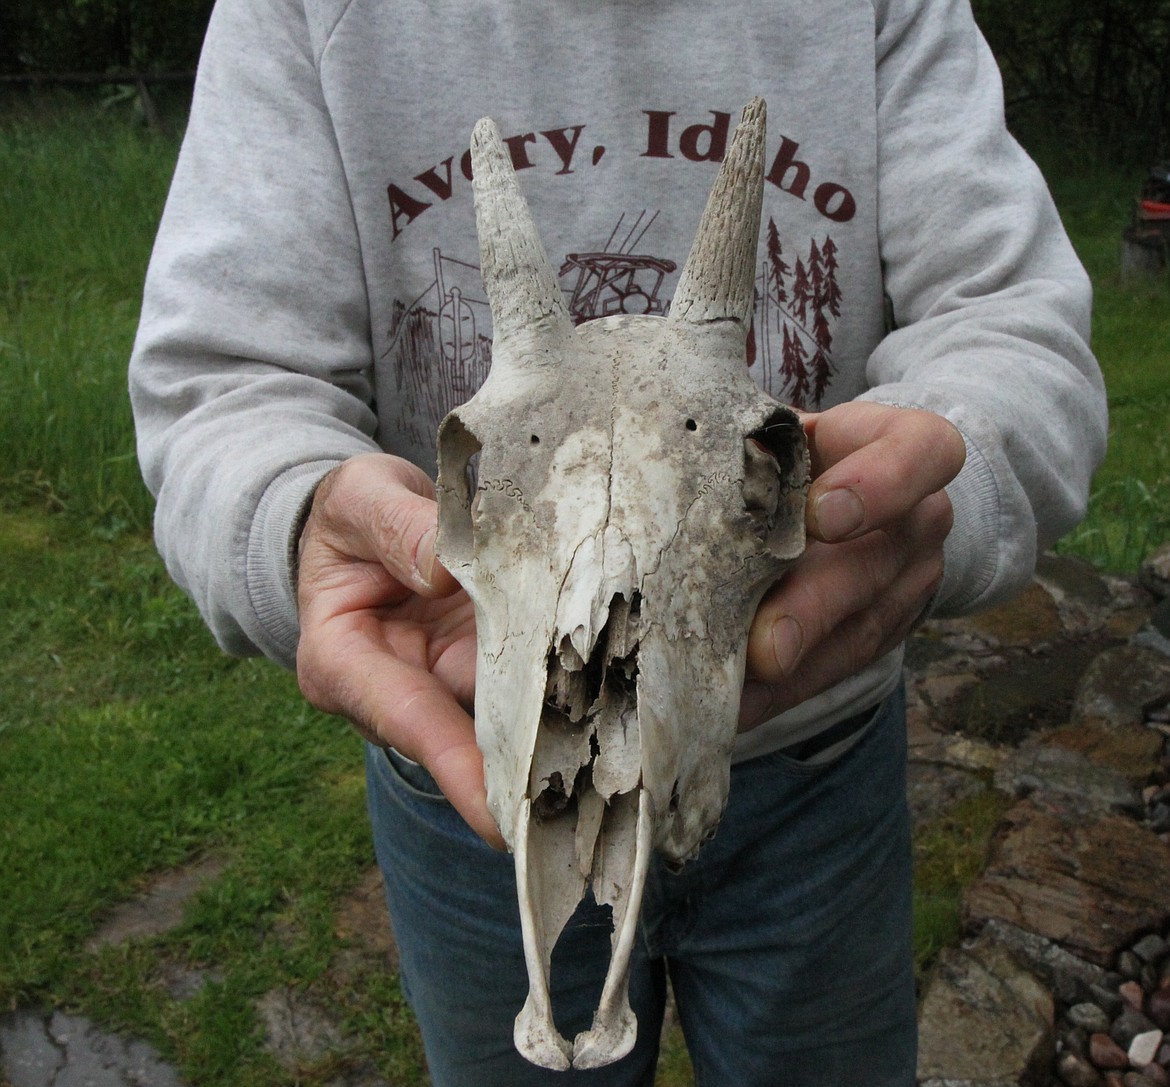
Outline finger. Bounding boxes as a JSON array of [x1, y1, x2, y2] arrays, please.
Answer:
[[740, 538, 944, 727], [381, 679, 505, 851], [804, 404, 965, 541], [308, 453, 461, 597], [747, 489, 952, 684], [298, 623, 503, 849]]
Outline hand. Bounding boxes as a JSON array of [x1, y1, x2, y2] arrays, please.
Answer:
[[740, 402, 965, 729], [294, 452, 504, 848]]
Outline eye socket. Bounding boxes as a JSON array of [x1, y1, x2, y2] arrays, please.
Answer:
[[434, 413, 483, 566], [685, 418, 697, 432], [530, 434, 540, 445], [747, 410, 802, 477]]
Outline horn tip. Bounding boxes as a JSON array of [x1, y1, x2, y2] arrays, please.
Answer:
[[741, 96, 767, 124], [471, 116, 501, 154]]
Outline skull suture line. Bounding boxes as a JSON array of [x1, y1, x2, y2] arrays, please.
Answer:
[[435, 98, 810, 1070]]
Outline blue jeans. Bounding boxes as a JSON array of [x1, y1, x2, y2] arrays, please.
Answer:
[[365, 687, 915, 1086]]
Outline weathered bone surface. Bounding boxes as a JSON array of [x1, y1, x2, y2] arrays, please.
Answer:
[[434, 98, 809, 1070]]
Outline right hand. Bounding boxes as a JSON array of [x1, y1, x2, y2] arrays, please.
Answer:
[[294, 452, 504, 849]]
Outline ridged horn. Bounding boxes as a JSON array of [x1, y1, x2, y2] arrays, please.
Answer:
[[471, 117, 572, 343], [670, 97, 766, 327]]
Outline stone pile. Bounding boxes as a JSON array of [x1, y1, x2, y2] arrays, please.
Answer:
[[1053, 925, 1170, 1087], [913, 541, 1170, 1087]]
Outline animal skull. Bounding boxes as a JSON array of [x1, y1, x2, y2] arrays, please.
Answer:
[[434, 98, 809, 1070]]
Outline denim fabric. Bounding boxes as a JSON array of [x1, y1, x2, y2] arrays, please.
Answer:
[[365, 686, 915, 1087]]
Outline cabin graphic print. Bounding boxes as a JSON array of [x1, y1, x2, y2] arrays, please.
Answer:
[[384, 215, 843, 450], [382, 108, 854, 450]]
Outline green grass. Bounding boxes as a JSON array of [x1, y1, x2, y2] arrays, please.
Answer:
[[911, 788, 1013, 983], [0, 92, 177, 529], [1, 94, 1168, 1085], [0, 508, 427, 1084], [1042, 154, 1170, 570]]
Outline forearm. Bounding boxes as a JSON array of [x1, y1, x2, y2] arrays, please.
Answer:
[[867, 0, 1107, 614], [129, 0, 382, 665]]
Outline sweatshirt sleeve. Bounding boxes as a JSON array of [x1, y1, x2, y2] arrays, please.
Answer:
[[863, 0, 1107, 615], [129, 0, 379, 668]]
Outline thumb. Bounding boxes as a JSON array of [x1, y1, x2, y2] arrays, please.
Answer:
[[307, 453, 462, 598]]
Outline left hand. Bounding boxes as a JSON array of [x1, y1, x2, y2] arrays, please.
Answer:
[[739, 401, 965, 729]]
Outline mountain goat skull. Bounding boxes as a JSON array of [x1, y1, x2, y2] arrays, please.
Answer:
[[434, 98, 809, 1070]]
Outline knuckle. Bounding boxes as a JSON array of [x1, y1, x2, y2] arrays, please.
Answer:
[[853, 608, 887, 666], [295, 654, 328, 710], [295, 633, 342, 713], [924, 492, 955, 539]]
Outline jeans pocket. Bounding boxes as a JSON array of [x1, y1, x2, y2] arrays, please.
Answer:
[[381, 745, 448, 803], [761, 695, 893, 778]]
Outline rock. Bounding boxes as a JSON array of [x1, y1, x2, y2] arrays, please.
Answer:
[[1057, 1048, 1106, 1086], [1065, 1025, 1092, 1056], [1140, 543, 1170, 601], [1113, 1008, 1160, 1048], [920, 671, 983, 708], [968, 582, 1066, 646], [1129, 1029, 1165, 1068], [994, 744, 1143, 816], [1134, 607, 1170, 660], [1150, 804, 1170, 834], [1123, 981, 1148, 1011], [1138, 1065, 1170, 1087], [1036, 553, 1117, 634], [907, 762, 988, 827], [1120, 952, 1146, 980], [1150, 600, 1170, 641], [1069, 1002, 1115, 1034], [917, 933, 1054, 1086], [156, 963, 222, 1002], [0, 1010, 187, 1087], [1134, 935, 1169, 965], [256, 987, 345, 1067], [939, 643, 1103, 745], [1123, 1074, 1162, 1087], [982, 920, 1110, 1005], [918, 1079, 1020, 1087], [964, 801, 1170, 967], [1091, 1032, 1131, 1069], [85, 854, 227, 951], [1147, 983, 1170, 1030], [1042, 720, 1165, 783], [909, 731, 1010, 774], [1091, 984, 1128, 1019], [1074, 647, 1170, 733]]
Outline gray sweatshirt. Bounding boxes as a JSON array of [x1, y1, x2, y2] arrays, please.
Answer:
[[129, 0, 1107, 759]]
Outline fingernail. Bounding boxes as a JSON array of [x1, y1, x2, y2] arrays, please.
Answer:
[[739, 681, 772, 728], [814, 488, 864, 540], [418, 526, 438, 587], [771, 615, 803, 675]]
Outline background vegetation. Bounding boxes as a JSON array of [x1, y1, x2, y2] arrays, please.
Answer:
[[973, 0, 1170, 162], [1, 0, 213, 76], [3, 1, 1170, 1082]]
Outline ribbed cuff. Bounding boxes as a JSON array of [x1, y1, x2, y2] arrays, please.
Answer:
[[934, 433, 1001, 615], [245, 458, 345, 669]]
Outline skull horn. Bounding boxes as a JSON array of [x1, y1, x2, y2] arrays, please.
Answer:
[[471, 117, 573, 345], [670, 97, 766, 328]]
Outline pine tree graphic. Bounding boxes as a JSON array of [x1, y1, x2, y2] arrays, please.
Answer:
[[820, 236, 842, 318], [808, 238, 835, 400], [766, 219, 790, 304], [755, 219, 841, 410], [790, 257, 812, 326], [782, 323, 811, 409]]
